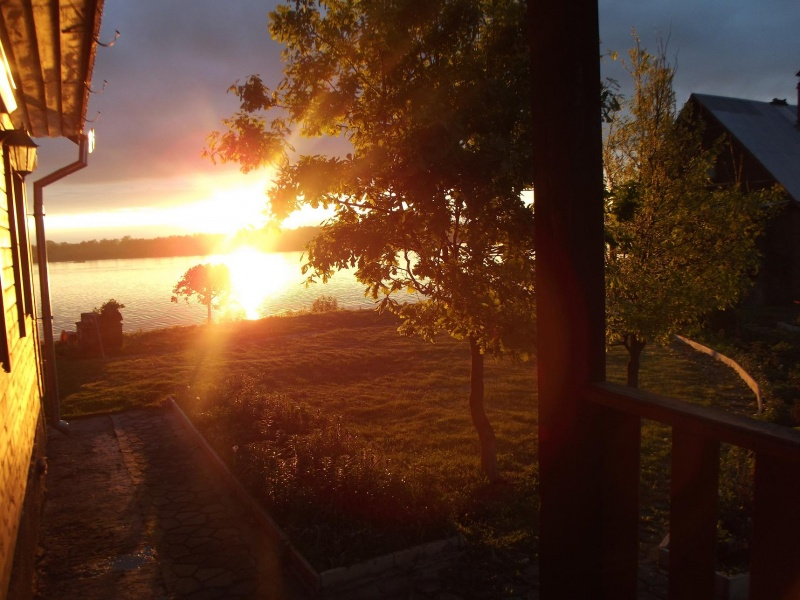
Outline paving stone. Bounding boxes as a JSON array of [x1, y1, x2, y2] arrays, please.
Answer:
[[194, 566, 228, 583], [172, 562, 199, 577], [205, 570, 237, 587]]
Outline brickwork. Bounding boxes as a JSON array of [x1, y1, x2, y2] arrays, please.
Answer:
[[0, 144, 47, 599]]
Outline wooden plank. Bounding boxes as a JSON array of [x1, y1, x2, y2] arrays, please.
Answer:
[[749, 453, 800, 599], [5, 169, 25, 338], [669, 428, 719, 600], [12, 175, 32, 317]]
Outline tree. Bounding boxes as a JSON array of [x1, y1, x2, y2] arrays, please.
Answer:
[[603, 37, 776, 387], [206, 0, 533, 481], [172, 263, 231, 325]]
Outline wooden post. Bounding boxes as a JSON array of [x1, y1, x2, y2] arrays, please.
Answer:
[[750, 453, 800, 598], [669, 428, 719, 600], [531, 1, 639, 597]]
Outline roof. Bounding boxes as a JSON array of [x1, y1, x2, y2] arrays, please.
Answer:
[[0, 0, 105, 140], [691, 93, 800, 202]]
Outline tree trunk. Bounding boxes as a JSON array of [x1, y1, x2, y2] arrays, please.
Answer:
[[206, 301, 212, 325], [624, 334, 647, 388], [469, 336, 499, 482]]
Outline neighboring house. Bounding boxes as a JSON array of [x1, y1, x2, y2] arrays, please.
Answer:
[[688, 91, 800, 305], [0, 2, 104, 599]]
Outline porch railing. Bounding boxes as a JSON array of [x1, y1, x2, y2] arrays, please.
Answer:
[[587, 381, 800, 600]]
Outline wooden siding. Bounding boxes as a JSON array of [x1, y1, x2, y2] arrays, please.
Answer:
[[0, 138, 46, 599]]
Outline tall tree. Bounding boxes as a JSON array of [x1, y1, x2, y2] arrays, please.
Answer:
[[206, 0, 533, 481], [172, 263, 231, 325], [603, 37, 775, 387]]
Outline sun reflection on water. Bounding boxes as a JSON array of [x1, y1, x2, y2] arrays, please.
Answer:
[[211, 247, 304, 320]]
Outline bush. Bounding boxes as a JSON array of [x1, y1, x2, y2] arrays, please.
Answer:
[[183, 375, 450, 569], [310, 295, 338, 313], [94, 298, 125, 316]]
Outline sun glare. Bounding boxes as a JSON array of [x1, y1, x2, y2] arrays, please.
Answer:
[[189, 181, 270, 234], [219, 246, 302, 319]]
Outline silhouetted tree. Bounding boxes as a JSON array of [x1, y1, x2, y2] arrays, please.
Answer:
[[206, 0, 533, 481], [172, 263, 231, 325]]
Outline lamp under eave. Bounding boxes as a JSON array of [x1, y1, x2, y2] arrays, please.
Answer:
[[0, 129, 38, 177]]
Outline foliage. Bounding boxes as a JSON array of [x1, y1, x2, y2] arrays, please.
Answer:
[[186, 376, 450, 569], [94, 298, 125, 316], [310, 294, 338, 313], [171, 263, 231, 324], [206, 0, 534, 481], [603, 36, 778, 387]]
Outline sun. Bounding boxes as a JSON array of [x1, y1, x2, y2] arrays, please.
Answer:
[[222, 247, 302, 319]]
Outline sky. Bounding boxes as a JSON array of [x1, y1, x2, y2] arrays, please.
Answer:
[[30, 0, 800, 243]]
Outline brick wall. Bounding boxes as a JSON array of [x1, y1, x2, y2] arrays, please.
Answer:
[[0, 143, 47, 600]]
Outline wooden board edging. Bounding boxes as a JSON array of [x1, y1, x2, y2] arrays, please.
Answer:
[[674, 335, 763, 414]]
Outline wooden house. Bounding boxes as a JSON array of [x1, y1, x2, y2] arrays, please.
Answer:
[[687, 92, 800, 305], [0, 2, 104, 598]]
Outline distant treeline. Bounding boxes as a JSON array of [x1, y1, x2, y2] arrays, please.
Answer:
[[34, 227, 320, 263]]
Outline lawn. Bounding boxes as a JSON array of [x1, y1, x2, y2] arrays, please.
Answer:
[[55, 309, 758, 585]]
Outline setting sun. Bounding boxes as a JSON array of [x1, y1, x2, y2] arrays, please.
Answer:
[[218, 246, 303, 319]]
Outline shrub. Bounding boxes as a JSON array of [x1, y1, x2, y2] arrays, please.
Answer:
[[183, 375, 450, 569], [94, 298, 125, 316], [310, 295, 338, 313]]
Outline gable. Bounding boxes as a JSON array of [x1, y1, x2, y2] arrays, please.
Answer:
[[692, 93, 800, 202]]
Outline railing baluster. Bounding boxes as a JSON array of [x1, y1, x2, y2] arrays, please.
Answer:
[[749, 453, 800, 599], [669, 427, 719, 600], [597, 406, 641, 598]]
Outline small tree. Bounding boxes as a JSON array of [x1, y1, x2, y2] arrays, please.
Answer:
[[603, 36, 776, 387], [172, 263, 231, 324]]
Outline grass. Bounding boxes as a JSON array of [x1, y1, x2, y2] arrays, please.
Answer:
[[55, 309, 760, 584]]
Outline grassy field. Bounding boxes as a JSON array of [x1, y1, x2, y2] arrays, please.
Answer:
[[55, 309, 758, 582]]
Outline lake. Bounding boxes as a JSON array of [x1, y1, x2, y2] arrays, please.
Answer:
[[37, 251, 380, 335]]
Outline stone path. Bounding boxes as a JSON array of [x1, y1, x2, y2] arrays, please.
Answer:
[[34, 406, 668, 599], [35, 408, 306, 599]]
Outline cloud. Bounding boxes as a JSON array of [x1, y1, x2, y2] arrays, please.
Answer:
[[600, 0, 800, 105]]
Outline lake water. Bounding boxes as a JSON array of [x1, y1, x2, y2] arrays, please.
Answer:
[[36, 251, 379, 335]]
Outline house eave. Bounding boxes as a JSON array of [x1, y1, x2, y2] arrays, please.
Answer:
[[0, 0, 105, 139]]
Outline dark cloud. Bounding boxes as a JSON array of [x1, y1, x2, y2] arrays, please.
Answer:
[[599, 0, 800, 104]]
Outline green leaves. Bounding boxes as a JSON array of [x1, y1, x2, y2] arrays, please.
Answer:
[[603, 37, 770, 365]]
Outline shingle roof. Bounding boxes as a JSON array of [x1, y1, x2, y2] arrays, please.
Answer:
[[691, 93, 800, 202]]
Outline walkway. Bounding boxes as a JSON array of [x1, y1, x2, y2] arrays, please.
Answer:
[[35, 408, 305, 599]]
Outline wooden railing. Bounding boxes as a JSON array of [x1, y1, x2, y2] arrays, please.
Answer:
[[587, 381, 800, 600]]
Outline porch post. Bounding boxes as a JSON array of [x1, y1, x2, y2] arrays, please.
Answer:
[[530, 1, 611, 597]]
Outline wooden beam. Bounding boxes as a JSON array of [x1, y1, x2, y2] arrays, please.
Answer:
[[531, 0, 614, 596], [668, 428, 719, 600], [750, 453, 800, 598]]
